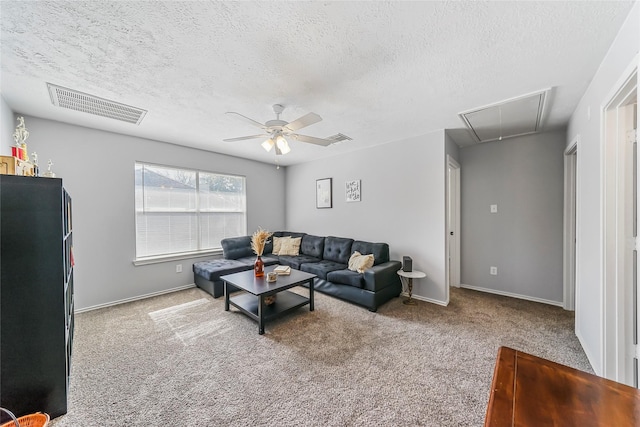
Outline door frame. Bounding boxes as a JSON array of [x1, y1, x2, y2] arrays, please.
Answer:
[[446, 155, 461, 291], [563, 137, 579, 311], [601, 59, 637, 384]]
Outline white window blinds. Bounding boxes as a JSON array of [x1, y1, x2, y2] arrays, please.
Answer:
[[135, 163, 246, 259]]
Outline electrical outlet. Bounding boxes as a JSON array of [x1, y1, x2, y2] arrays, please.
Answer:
[[490, 266, 498, 275], [490, 204, 498, 213], [176, 264, 182, 273]]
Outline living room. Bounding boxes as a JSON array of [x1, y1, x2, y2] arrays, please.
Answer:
[[1, 1, 639, 425]]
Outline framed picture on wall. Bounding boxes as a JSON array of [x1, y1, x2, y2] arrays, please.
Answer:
[[316, 178, 332, 209], [345, 179, 361, 202]]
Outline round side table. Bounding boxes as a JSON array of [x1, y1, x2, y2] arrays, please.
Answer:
[[397, 270, 426, 305]]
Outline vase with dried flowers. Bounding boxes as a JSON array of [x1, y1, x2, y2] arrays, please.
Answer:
[[251, 228, 272, 278]]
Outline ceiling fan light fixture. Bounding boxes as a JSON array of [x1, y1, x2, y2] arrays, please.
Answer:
[[276, 135, 291, 155], [225, 105, 342, 155], [261, 138, 275, 152]]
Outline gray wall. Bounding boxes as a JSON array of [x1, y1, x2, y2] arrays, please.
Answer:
[[286, 130, 450, 305], [22, 116, 286, 310], [567, 2, 639, 374], [459, 130, 566, 304], [1, 95, 13, 153]]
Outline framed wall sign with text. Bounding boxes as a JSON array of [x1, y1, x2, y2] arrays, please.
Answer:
[[345, 179, 361, 202]]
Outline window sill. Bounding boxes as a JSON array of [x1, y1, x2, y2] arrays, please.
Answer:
[[133, 249, 222, 266]]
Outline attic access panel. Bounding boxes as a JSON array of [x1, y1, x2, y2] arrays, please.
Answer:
[[459, 90, 549, 143]]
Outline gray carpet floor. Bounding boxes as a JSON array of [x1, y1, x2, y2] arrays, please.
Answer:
[[50, 286, 591, 426]]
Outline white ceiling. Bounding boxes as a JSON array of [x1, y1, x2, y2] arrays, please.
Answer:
[[0, 1, 635, 166]]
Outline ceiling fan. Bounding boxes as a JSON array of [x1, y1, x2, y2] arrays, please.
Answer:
[[223, 104, 351, 155]]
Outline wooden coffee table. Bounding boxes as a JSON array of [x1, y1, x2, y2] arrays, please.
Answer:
[[222, 266, 316, 335]]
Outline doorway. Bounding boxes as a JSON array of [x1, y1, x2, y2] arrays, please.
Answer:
[[446, 155, 461, 291]]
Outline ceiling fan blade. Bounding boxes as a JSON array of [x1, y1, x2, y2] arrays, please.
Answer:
[[225, 112, 267, 129], [223, 134, 268, 142], [284, 112, 322, 132], [290, 134, 334, 147]]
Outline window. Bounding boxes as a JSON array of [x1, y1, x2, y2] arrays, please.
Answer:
[[135, 163, 246, 260]]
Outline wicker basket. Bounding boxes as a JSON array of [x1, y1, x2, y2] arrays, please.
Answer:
[[0, 408, 49, 427]]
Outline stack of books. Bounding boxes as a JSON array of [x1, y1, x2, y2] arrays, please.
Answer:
[[274, 265, 291, 276]]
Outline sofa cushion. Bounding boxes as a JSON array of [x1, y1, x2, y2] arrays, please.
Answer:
[[264, 235, 274, 255], [221, 236, 254, 260], [277, 255, 321, 270], [193, 259, 249, 281], [348, 251, 375, 273], [260, 255, 279, 265], [322, 236, 354, 264], [352, 241, 390, 265], [327, 269, 364, 288], [235, 255, 279, 268], [300, 234, 324, 258], [300, 260, 347, 280]]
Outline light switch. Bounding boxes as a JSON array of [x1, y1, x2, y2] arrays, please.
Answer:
[[490, 204, 498, 213]]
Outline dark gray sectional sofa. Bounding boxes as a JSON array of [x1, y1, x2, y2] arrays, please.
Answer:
[[193, 231, 402, 311]]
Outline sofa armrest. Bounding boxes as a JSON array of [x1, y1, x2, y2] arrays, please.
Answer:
[[362, 260, 402, 292]]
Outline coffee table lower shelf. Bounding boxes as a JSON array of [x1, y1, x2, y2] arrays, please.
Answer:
[[228, 291, 310, 334]]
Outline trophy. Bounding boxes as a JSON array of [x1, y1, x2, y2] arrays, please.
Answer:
[[43, 159, 56, 178], [31, 152, 39, 177], [12, 117, 29, 161]]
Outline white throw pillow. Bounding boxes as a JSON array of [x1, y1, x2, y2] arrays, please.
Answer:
[[272, 236, 290, 255], [348, 251, 375, 273], [278, 236, 302, 256]]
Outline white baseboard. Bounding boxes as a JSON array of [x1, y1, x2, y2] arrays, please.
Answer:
[[75, 283, 197, 313], [459, 284, 563, 307], [399, 292, 449, 307]]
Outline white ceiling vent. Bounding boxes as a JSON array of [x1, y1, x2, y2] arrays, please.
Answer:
[[459, 89, 549, 143], [47, 83, 147, 125]]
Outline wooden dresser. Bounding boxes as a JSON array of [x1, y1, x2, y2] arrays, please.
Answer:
[[485, 347, 640, 426]]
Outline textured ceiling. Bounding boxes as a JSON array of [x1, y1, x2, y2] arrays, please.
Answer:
[[0, 1, 635, 166]]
